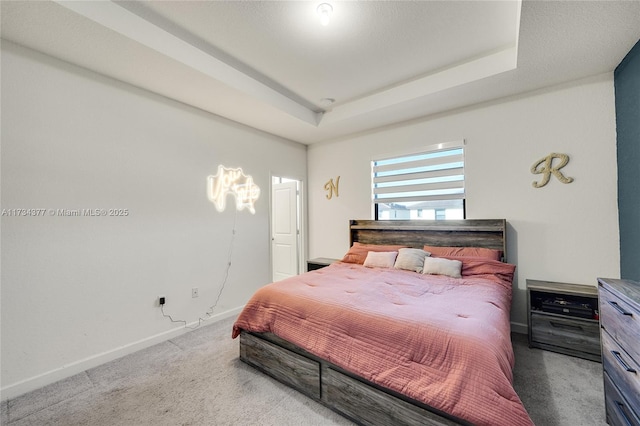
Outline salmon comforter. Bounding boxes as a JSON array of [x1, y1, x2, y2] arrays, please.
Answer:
[[232, 260, 533, 426]]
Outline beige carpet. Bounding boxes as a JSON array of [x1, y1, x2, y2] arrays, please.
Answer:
[[2, 317, 605, 425]]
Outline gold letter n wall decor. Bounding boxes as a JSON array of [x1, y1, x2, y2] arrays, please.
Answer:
[[531, 153, 574, 188], [324, 176, 340, 199]]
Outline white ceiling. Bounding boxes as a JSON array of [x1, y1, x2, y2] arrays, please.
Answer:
[[2, 1, 639, 144]]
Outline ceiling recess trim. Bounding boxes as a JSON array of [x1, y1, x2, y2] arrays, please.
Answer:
[[321, 0, 522, 125], [54, 0, 321, 126], [320, 46, 519, 125], [53, 0, 521, 131]]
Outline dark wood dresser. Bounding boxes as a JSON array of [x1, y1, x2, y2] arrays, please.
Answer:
[[306, 257, 338, 271], [527, 279, 601, 361], [598, 278, 640, 426]]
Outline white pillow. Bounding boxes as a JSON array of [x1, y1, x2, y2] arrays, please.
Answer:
[[363, 251, 398, 268], [394, 248, 430, 273], [422, 257, 462, 278]]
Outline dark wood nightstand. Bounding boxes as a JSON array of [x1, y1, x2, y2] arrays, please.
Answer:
[[307, 258, 338, 272], [527, 279, 601, 362]]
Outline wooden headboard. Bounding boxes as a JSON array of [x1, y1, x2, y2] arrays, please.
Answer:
[[349, 219, 507, 261]]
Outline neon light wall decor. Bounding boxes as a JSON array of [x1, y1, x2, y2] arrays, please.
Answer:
[[207, 165, 260, 214]]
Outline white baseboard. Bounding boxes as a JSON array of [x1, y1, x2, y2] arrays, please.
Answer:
[[510, 321, 528, 335], [3, 310, 529, 401], [1, 306, 243, 401]]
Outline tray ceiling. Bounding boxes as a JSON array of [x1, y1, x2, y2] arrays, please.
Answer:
[[2, 1, 639, 144]]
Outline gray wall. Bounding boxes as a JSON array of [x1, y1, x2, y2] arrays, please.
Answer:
[[308, 74, 620, 332], [615, 39, 640, 281], [1, 40, 307, 397]]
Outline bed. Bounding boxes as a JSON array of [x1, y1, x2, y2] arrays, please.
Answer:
[[232, 219, 533, 426]]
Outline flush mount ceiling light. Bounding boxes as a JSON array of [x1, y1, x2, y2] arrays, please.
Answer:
[[319, 98, 335, 108], [317, 3, 333, 26]]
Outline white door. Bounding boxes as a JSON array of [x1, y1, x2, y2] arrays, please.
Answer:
[[272, 181, 299, 281]]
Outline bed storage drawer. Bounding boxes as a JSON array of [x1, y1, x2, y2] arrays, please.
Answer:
[[323, 367, 459, 426], [239, 332, 320, 399], [530, 312, 601, 357]]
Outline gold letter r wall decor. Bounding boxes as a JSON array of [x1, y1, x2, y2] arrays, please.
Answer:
[[324, 176, 340, 199], [531, 153, 574, 188]]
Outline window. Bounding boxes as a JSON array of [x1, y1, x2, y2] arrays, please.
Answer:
[[372, 141, 465, 220]]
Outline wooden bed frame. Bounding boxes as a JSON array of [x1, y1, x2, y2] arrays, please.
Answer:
[[238, 219, 507, 426]]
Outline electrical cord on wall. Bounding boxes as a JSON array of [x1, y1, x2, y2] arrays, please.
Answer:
[[161, 209, 238, 330]]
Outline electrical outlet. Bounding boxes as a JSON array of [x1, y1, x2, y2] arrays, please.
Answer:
[[158, 295, 166, 306], [192, 288, 199, 298]]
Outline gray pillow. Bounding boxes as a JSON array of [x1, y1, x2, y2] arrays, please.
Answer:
[[422, 257, 462, 278], [394, 248, 430, 273]]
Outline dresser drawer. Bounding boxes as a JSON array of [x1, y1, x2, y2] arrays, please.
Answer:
[[530, 312, 601, 356], [602, 330, 640, 411], [604, 371, 640, 426], [601, 287, 640, 363]]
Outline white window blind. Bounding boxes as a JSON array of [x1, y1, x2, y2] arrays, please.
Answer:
[[372, 141, 465, 219]]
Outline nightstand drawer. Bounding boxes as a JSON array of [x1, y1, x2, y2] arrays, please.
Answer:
[[307, 258, 338, 271], [531, 312, 601, 356], [601, 287, 640, 363], [602, 331, 640, 411]]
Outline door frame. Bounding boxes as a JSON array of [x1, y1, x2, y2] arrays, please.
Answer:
[[270, 174, 306, 281]]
